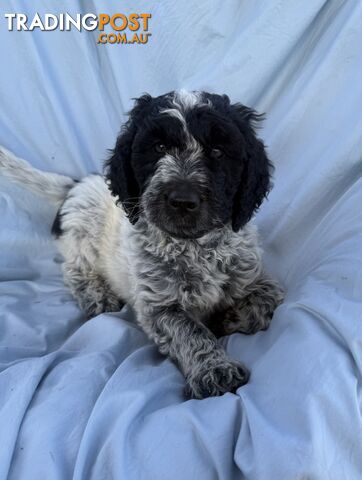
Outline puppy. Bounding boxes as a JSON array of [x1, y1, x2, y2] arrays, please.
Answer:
[[0, 90, 284, 399]]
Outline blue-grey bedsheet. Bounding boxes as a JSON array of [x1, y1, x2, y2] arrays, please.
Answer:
[[0, 1, 361, 479]]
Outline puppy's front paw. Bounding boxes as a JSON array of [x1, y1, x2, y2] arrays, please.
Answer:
[[83, 296, 124, 319], [185, 359, 249, 399]]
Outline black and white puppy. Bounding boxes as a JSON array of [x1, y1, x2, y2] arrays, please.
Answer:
[[0, 90, 283, 399]]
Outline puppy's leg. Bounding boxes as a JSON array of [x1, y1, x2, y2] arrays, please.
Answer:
[[221, 273, 284, 336], [63, 261, 123, 318], [136, 303, 249, 399]]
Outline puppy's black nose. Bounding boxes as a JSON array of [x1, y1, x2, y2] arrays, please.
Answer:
[[167, 187, 200, 212]]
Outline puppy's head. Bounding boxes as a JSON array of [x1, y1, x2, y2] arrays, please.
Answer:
[[105, 90, 272, 239]]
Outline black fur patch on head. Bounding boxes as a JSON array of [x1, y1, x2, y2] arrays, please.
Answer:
[[228, 102, 272, 231], [104, 95, 151, 223], [104, 93, 184, 224], [187, 93, 272, 231]]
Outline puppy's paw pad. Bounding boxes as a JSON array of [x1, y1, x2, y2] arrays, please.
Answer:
[[185, 360, 249, 399]]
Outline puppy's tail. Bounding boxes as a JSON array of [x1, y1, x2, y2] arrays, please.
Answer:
[[0, 145, 75, 204]]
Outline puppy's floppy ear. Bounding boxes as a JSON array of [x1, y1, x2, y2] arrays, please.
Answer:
[[230, 103, 272, 232], [104, 94, 152, 224]]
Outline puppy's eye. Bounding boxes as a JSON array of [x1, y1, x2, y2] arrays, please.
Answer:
[[155, 143, 167, 153], [211, 148, 223, 159]]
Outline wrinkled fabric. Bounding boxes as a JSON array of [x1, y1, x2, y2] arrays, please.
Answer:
[[0, 1, 361, 479]]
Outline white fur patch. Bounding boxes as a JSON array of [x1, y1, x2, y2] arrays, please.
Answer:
[[174, 89, 200, 110], [160, 107, 186, 127]]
